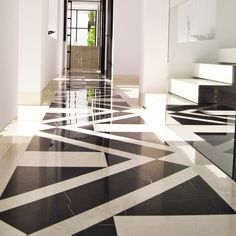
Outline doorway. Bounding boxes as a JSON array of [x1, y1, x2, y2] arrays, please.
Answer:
[[65, 0, 113, 80]]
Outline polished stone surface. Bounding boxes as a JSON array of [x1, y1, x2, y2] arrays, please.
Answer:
[[166, 97, 236, 178], [118, 176, 235, 216], [0, 76, 235, 236], [0, 161, 187, 234]]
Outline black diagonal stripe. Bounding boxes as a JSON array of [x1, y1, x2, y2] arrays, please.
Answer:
[[109, 116, 145, 124], [108, 132, 167, 145], [0, 167, 102, 199], [195, 132, 234, 146], [0, 161, 187, 234], [173, 112, 228, 123], [172, 117, 225, 125], [73, 218, 117, 236], [43, 128, 172, 159], [117, 176, 235, 216], [26, 136, 99, 152]]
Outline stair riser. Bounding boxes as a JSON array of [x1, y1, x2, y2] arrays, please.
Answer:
[[218, 48, 236, 64], [169, 80, 199, 103], [193, 63, 233, 84]]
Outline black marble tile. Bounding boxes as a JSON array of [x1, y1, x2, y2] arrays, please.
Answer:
[[80, 124, 95, 131], [91, 103, 112, 110], [92, 102, 130, 111], [112, 94, 122, 99], [0, 161, 187, 234], [105, 153, 129, 166], [109, 132, 166, 145], [172, 116, 225, 125], [167, 105, 199, 112], [49, 102, 87, 109], [111, 116, 145, 124], [73, 218, 117, 236], [93, 112, 133, 122], [202, 104, 234, 111], [195, 133, 234, 146], [225, 148, 234, 155], [47, 119, 81, 127], [172, 112, 228, 123], [47, 116, 93, 127], [26, 136, 99, 152], [112, 102, 130, 107], [0, 166, 102, 199], [118, 176, 236, 216], [43, 113, 75, 121], [43, 129, 173, 159]]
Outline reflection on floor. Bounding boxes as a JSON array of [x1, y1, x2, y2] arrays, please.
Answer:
[[0, 74, 236, 236], [166, 95, 236, 177]]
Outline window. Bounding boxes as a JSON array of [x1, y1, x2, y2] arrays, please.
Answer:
[[68, 10, 97, 46]]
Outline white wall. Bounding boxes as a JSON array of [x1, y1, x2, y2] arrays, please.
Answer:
[[140, 0, 169, 104], [113, 0, 142, 78], [168, 0, 236, 77], [41, 0, 59, 92], [18, 0, 42, 94], [0, 0, 19, 131], [48, 0, 58, 36], [18, 0, 64, 104]]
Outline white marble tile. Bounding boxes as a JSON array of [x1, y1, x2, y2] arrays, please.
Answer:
[[180, 110, 235, 122], [18, 151, 108, 167], [0, 220, 26, 236], [18, 106, 48, 122], [0, 136, 13, 160], [192, 165, 236, 211], [167, 141, 213, 165], [46, 108, 90, 114], [2, 121, 53, 137], [31, 168, 196, 235], [204, 110, 236, 116], [152, 125, 185, 143], [215, 140, 234, 152], [114, 215, 236, 236], [167, 125, 234, 142], [166, 114, 181, 124], [159, 153, 191, 166]]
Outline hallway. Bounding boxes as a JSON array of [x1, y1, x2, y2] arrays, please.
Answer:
[[0, 73, 236, 235]]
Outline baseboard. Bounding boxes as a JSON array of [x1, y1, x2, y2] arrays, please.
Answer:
[[0, 136, 13, 160], [18, 92, 42, 105], [113, 74, 139, 84], [18, 79, 58, 106]]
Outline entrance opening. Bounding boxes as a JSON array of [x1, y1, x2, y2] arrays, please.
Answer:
[[67, 1, 100, 72], [65, 0, 113, 80]]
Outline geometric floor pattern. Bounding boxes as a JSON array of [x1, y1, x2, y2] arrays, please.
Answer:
[[167, 101, 236, 177], [0, 75, 235, 235]]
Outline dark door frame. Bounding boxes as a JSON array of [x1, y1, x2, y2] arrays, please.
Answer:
[[64, 0, 114, 77], [100, 0, 113, 80]]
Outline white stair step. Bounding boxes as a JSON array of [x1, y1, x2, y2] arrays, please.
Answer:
[[218, 48, 236, 64], [193, 63, 234, 84], [168, 78, 230, 103]]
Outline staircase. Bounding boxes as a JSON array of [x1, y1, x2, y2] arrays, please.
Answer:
[[168, 48, 236, 103]]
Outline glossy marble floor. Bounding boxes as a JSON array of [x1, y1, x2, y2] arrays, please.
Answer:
[[0, 74, 236, 235]]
